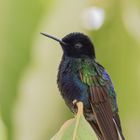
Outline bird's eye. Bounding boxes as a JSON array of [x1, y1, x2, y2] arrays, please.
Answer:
[[74, 43, 83, 49]]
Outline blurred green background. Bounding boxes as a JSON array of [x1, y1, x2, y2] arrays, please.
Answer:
[[0, 0, 140, 140]]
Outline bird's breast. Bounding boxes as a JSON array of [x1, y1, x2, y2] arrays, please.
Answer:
[[57, 58, 90, 112]]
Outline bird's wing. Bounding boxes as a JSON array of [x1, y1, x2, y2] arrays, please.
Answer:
[[79, 60, 123, 140]]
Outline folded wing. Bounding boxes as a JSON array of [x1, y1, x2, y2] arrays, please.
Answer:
[[79, 60, 124, 140]]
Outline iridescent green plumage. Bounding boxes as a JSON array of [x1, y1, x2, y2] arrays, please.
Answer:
[[58, 56, 124, 140], [80, 58, 117, 112]]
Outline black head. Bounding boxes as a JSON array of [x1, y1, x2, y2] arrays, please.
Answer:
[[61, 32, 95, 58], [41, 32, 95, 58]]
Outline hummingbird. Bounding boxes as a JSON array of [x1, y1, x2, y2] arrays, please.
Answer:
[[41, 32, 125, 140]]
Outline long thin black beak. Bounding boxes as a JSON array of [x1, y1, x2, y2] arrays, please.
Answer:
[[40, 32, 67, 46]]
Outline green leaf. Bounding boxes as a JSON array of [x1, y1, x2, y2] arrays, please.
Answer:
[[51, 115, 97, 140]]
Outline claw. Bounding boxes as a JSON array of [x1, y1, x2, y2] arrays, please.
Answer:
[[72, 99, 78, 105]]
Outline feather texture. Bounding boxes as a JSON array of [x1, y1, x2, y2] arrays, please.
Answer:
[[79, 59, 124, 140], [57, 56, 125, 140]]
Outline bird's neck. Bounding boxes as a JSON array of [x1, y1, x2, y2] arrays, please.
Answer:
[[63, 55, 95, 62], [60, 55, 96, 73]]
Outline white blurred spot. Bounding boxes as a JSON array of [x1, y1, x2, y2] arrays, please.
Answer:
[[81, 7, 105, 30]]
